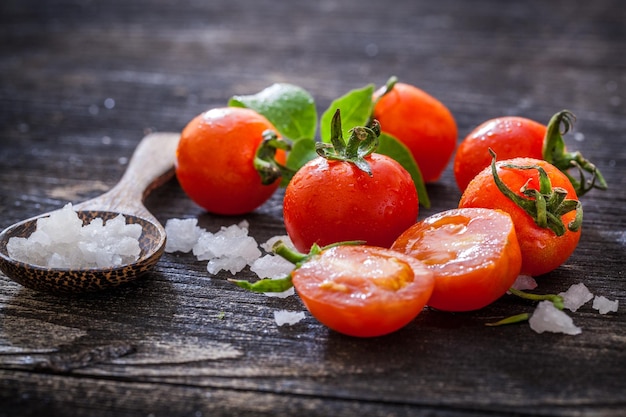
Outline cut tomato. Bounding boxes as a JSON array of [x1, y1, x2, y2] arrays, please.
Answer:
[[291, 245, 434, 337], [392, 208, 522, 312]]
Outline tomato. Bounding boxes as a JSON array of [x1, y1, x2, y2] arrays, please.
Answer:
[[283, 153, 419, 253], [453, 116, 546, 192], [372, 81, 457, 183], [459, 155, 582, 276], [391, 208, 522, 312], [453, 110, 607, 196], [176, 107, 286, 215], [291, 245, 434, 337]]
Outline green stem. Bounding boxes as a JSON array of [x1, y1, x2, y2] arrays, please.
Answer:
[[489, 149, 583, 236], [542, 110, 607, 196], [254, 130, 296, 185], [485, 288, 565, 327]]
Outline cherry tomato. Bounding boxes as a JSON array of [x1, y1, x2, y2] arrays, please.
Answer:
[[176, 107, 286, 215], [392, 208, 522, 312], [453, 116, 545, 192], [283, 153, 419, 253], [372, 81, 457, 183], [292, 245, 434, 337], [459, 156, 582, 276]]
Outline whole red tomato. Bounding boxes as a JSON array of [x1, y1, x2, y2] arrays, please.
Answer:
[[459, 154, 582, 276], [284, 153, 418, 252], [453, 110, 607, 196], [392, 207, 522, 312], [176, 107, 286, 215], [454, 116, 545, 192], [283, 110, 419, 252], [372, 80, 457, 183]]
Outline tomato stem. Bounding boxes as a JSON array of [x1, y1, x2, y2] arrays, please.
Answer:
[[254, 130, 297, 185], [485, 288, 565, 327], [541, 110, 608, 196], [489, 149, 583, 236], [316, 109, 381, 176]]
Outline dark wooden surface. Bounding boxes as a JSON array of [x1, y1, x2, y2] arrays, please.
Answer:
[[1, 1, 625, 416]]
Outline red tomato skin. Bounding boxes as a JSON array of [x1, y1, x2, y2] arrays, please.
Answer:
[[392, 208, 522, 312], [292, 245, 434, 337], [176, 107, 285, 215], [373, 82, 457, 183], [454, 116, 546, 192], [283, 154, 419, 253], [459, 158, 581, 276]]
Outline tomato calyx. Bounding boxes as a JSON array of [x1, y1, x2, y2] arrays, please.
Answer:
[[315, 109, 381, 176], [254, 129, 296, 185], [489, 149, 583, 236], [486, 288, 565, 326], [542, 110, 607, 197], [229, 240, 364, 293]]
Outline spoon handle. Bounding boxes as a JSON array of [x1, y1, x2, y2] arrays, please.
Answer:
[[74, 132, 180, 219]]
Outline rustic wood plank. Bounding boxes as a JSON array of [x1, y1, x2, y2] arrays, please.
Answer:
[[1, 0, 625, 416]]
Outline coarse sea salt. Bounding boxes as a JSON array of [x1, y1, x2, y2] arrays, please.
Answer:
[[6, 203, 142, 269], [529, 300, 582, 335], [592, 295, 619, 314], [274, 310, 306, 326], [559, 282, 594, 312], [164, 218, 203, 253], [510, 275, 538, 291], [250, 254, 296, 298]]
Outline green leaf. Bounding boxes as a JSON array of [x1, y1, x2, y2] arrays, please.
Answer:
[[320, 84, 375, 143], [377, 133, 431, 208], [229, 83, 317, 141], [282, 138, 318, 186]]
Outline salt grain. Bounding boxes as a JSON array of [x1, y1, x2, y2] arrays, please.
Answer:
[[510, 275, 537, 291], [164, 218, 203, 253], [6, 203, 142, 269], [592, 295, 619, 314], [559, 282, 594, 312], [529, 300, 582, 335], [274, 310, 305, 326]]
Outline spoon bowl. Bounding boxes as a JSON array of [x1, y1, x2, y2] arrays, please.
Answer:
[[0, 132, 180, 294]]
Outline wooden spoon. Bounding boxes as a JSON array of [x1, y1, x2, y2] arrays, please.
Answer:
[[0, 132, 180, 294]]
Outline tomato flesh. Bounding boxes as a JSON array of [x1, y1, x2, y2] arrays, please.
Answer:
[[292, 245, 434, 337], [392, 208, 522, 312]]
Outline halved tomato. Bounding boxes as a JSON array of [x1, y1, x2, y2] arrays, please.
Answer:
[[391, 207, 522, 312], [292, 245, 434, 337]]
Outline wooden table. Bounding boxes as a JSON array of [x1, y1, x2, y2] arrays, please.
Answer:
[[1, 1, 625, 416]]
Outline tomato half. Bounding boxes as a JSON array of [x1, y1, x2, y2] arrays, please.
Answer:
[[453, 116, 546, 192], [392, 208, 522, 312], [459, 157, 581, 276], [291, 245, 434, 337], [283, 153, 418, 253], [176, 107, 285, 215]]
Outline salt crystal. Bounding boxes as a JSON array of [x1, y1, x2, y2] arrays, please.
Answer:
[[559, 283, 594, 312], [207, 256, 249, 275], [249, 254, 296, 298], [250, 254, 294, 279], [164, 218, 204, 253], [529, 301, 582, 335], [261, 235, 295, 253], [592, 296, 619, 314], [274, 310, 305, 326], [6, 203, 142, 269], [510, 275, 537, 291]]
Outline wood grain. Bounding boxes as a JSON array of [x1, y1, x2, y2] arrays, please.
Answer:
[[1, 0, 625, 416]]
